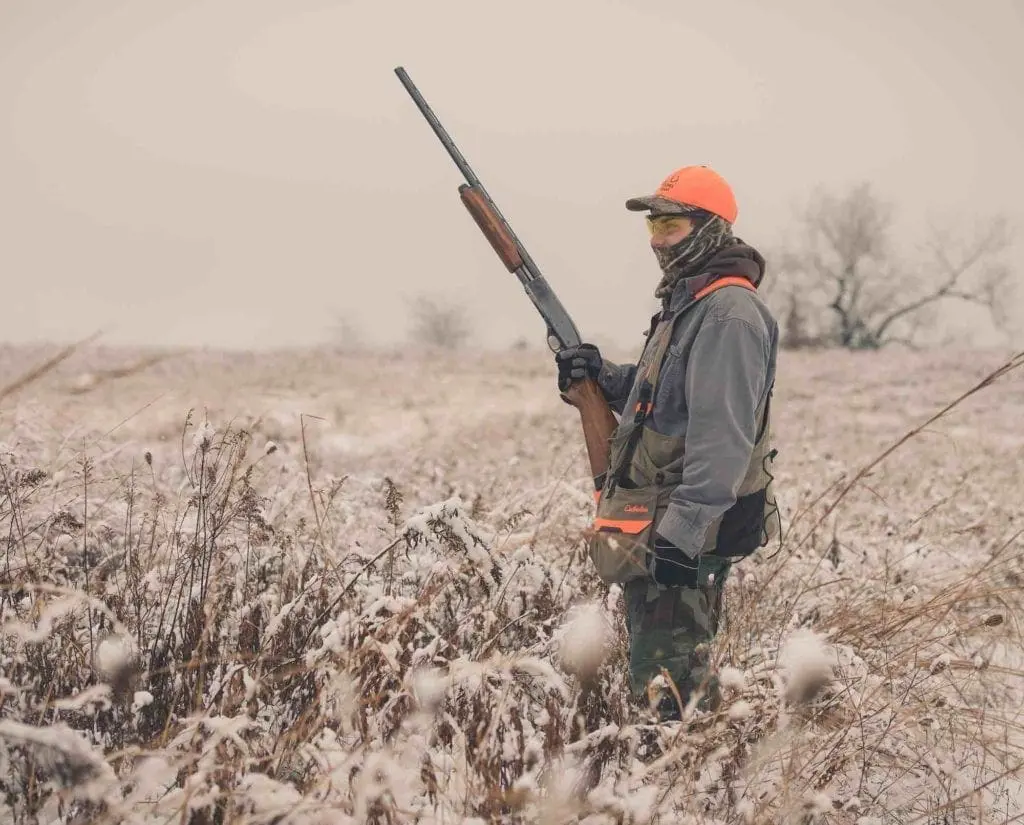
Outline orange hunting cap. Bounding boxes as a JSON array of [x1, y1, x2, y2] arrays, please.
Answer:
[[625, 165, 738, 224]]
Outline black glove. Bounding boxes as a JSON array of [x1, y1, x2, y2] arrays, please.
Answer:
[[555, 343, 603, 393], [647, 533, 701, 588]]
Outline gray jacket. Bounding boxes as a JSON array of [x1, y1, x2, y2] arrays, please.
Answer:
[[597, 242, 779, 558]]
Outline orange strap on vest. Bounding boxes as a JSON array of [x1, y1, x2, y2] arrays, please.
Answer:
[[693, 275, 757, 301]]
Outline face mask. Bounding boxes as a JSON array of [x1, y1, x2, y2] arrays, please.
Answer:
[[652, 215, 733, 301]]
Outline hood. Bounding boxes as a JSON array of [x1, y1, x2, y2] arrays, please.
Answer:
[[665, 238, 767, 312]]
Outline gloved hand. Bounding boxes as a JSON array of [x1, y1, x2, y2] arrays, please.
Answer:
[[647, 533, 701, 588], [555, 343, 603, 393]]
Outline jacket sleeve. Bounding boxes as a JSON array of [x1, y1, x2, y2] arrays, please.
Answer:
[[655, 316, 769, 558], [596, 360, 637, 416]]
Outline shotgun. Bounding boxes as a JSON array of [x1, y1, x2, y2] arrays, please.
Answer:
[[394, 66, 618, 490]]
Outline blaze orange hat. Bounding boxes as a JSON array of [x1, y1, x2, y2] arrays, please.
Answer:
[[625, 165, 738, 224]]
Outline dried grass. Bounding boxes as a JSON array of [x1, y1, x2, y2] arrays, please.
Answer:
[[0, 347, 1021, 823]]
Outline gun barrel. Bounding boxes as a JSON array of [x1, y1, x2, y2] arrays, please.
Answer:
[[394, 67, 481, 188], [393, 66, 546, 283], [394, 66, 583, 351]]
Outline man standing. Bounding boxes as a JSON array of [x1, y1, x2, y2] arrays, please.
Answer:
[[556, 165, 780, 721]]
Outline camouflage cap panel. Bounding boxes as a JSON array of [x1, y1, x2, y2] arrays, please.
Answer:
[[624, 195, 702, 216]]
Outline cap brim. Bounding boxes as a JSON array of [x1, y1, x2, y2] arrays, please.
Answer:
[[624, 195, 695, 216]]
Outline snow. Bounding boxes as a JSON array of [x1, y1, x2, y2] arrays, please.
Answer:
[[727, 699, 753, 721], [192, 419, 216, 452], [718, 665, 746, 691], [95, 634, 132, 678], [3, 594, 81, 644], [0, 719, 116, 796], [554, 601, 612, 679], [53, 683, 112, 713], [410, 667, 449, 713], [777, 628, 835, 704], [0, 343, 1022, 823]]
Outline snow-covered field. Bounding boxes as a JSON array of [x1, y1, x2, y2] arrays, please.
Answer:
[[0, 342, 1022, 824]]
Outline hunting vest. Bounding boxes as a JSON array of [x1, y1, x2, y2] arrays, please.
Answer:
[[588, 277, 781, 585]]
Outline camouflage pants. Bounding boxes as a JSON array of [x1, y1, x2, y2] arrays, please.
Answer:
[[623, 557, 730, 702]]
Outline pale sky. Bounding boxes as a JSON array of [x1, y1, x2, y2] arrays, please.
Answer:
[[2, 0, 1022, 351]]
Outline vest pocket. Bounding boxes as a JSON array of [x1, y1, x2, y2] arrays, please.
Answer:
[[588, 486, 659, 584], [710, 488, 768, 558], [708, 437, 780, 560]]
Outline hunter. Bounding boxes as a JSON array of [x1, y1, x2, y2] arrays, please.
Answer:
[[556, 165, 780, 721]]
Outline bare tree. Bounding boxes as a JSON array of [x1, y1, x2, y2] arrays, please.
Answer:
[[328, 313, 365, 352], [779, 287, 822, 350], [778, 183, 1014, 349], [408, 294, 473, 350]]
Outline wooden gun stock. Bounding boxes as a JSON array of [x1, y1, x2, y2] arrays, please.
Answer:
[[459, 185, 524, 272], [561, 378, 619, 487]]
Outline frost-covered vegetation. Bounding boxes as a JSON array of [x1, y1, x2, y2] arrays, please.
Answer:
[[0, 343, 1022, 824]]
